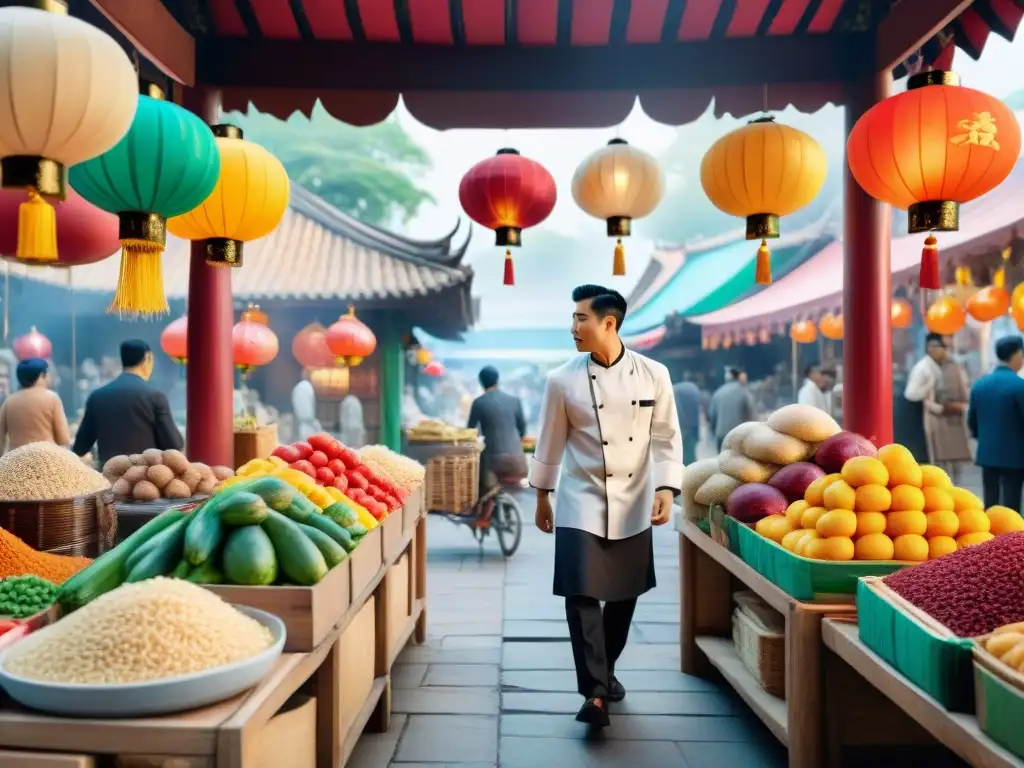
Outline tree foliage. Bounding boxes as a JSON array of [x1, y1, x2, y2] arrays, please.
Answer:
[[224, 104, 434, 226]]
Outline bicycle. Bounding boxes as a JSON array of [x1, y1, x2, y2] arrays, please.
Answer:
[[432, 474, 524, 557]]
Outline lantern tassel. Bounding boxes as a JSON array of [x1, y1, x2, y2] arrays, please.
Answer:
[[108, 240, 169, 317], [919, 235, 940, 290], [994, 267, 1006, 289], [613, 238, 626, 276], [17, 189, 57, 263], [503, 249, 515, 287], [755, 239, 771, 285]]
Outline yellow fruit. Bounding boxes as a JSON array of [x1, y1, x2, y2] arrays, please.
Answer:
[[957, 508, 991, 535], [950, 487, 983, 512], [957, 531, 995, 549], [785, 500, 810, 527], [928, 536, 958, 560], [886, 510, 928, 537], [876, 443, 914, 464], [804, 473, 842, 506], [995, 623, 1024, 635], [756, 515, 795, 543], [755, 516, 777, 538], [855, 484, 892, 512], [889, 485, 926, 511], [920, 465, 953, 489], [803, 538, 827, 560], [925, 509, 959, 538], [781, 529, 808, 552], [1002, 643, 1024, 669], [823, 480, 856, 511], [987, 506, 1024, 536], [985, 632, 1024, 657], [841, 456, 889, 488], [855, 532, 895, 560], [878, 446, 923, 488], [855, 511, 887, 536], [819, 536, 855, 561], [921, 486, 953, 513], [800, 506, 828, 530], [816, 509, 858, 538], [794, 530, 820, 556], [892, 534, 929, 561]]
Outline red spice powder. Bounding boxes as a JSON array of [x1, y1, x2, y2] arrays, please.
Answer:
[[883, 532, 1024, 637]]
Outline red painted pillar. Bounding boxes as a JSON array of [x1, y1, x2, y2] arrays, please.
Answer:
[[181, 86, 235, 467], [843, 73, 893, 446]]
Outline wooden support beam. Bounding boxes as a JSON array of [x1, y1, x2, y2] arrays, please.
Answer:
[[198, 33, 873, 92], [875, 0, 972, 73], [88, 0, 194, 86]]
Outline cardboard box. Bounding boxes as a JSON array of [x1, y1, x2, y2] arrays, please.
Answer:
[[336, 597, 377, 738], [233, 424, 279, 470], [350, 525, 383, 600]]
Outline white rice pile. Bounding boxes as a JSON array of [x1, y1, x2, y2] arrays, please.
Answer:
[[0, 442, 110, 501], [359, 445, 425, 491]]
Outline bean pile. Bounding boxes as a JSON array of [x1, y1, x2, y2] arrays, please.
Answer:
[[884, 531, 1024, 637]]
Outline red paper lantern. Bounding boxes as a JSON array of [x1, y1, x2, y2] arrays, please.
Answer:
[[161, 316, 188, 364], [232, 304, 279, 376], [326, 306, 377, 367], [459, 148, 557, 287], [0, 188, 118, 267], [891, 299, 913, 328], [292, 323, 335, 369], [847, 71, 1021, 289], [423, 360, 445, 377], [13, 327, 52, 360]]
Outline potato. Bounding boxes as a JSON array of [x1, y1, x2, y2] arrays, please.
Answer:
[[102, 455, 132, 479], [122, 465, 149, 485], [179, 467, 202, 493], [142, 448, 165, 466], [162, 450, 190, 475], [211, 465, 235, 481], [128, 453, 147, 466], [111, 478, 133, 498], [196, 476, 217, 496], [132, 480, 160, 502], [163, 478, 191, 499], [190, 461, 210, 476], [146, 464, 175, 490]]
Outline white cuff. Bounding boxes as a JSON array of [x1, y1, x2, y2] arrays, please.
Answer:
[[654, 460, 683, 492], [529, 456, 560, 491]]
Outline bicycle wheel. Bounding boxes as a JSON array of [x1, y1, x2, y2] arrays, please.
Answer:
[[495, 494, 523, 557]]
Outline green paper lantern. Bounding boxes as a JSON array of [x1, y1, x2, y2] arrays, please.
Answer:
[[70, 87, 220, 317]]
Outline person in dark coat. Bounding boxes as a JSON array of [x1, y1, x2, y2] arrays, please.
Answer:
[[967, 335, 1024, 511], [672, 377, 701, 465], [467, 365, 528, 496], [72, 340, 184, 465]]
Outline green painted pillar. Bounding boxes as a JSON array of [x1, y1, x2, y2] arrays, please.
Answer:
[[378, 324, 405, 451]]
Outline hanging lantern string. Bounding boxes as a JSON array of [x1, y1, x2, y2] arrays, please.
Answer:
[[503, 248, 515, 287]]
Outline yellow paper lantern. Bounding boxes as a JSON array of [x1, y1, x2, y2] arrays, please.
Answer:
[[0, 3, 137, 263], [572, 139, 664, 277], [167, 125, 289, 267], [415, 348, 432, 366], [701, 117, 827, 285]]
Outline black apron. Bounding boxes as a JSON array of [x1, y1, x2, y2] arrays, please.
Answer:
[[553, 526, 656, 603]]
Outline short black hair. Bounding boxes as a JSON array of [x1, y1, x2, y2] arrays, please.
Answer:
[[996, 335, 1024, 362], [120, 339, 151, 368], [925, 332, 946, 348], [478, 365, 499, 389], [571, 284, 627, 330], [805, 362, 821, 378], [16, 358, 47, 388], [728, 367, 741, 380]]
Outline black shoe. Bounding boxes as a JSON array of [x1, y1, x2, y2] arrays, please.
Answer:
[[607, 676, 625, 703], [575, 697, 610, 728]]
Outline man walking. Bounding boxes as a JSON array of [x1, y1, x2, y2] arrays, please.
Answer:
[[798, 363, 829, 412], [673, 376, 701, 465], [968, 336, 1024, 511], [708, 368, 755, 451], [468, 365, 528, 496], [530, 284, 683, 728]]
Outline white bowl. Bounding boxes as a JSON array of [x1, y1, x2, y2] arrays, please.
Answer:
[[0, 605, 286, 718]]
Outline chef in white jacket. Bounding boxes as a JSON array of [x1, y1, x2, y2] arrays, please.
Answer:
[[530, 284, 683, 728]]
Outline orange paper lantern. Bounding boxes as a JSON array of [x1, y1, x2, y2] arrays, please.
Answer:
[[819, 313, 844, 340], [232, 305, 279, 375], [891, 298, 913, 329], [789, 320, 818, 344], [966, 286, 1010, 322], [292, 323, 335, 369], [326, 306, 377, 367], [160, 316, 188, 364], [925, 296, 967, 335], [847, 72, 1020, 289]]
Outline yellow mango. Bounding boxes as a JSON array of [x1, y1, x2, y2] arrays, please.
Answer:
[[238, 458, 274, 477], [307, 487, 334, 509], [986, 632, 1024, 658]]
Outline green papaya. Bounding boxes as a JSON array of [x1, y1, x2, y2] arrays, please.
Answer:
[[223, 525, 278, 585], [260, 510, 328, 585]]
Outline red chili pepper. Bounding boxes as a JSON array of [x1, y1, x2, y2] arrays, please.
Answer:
[[0, 620, 19, 635]]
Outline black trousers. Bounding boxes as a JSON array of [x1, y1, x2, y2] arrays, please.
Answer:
[[565, 595, 638, 699], [981, 467, 1024, 512]]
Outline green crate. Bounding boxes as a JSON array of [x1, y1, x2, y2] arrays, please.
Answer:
[[975, 656, 1024, 758], [724, 516, 908, 601], [857, 577, 975, 712]]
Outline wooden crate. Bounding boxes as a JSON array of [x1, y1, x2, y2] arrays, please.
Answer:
[[386, 550, 413, 666], [402, 486, 423, 534], [381, 511, 404, 563], [0, 754, 94, 768], [233, 424, 278, 470], [351, 526, 383, 599], [337, 597, 381, 764]]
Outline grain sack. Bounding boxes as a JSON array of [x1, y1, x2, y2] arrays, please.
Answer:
[[681, 458, 718, 523], [722, 422, 758, 451], [695, 473, 742, 507], [741, 423, 814, 465], [718, 449, 779, 483], [767, 404, 841, 443]]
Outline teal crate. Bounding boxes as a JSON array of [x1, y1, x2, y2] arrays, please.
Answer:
[[857, 577, 976, 712], [975, 651, 1024, 758], [724, 516, 908, 601]]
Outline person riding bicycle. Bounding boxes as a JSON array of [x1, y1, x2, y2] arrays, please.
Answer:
[[467, 366, 528, 497]]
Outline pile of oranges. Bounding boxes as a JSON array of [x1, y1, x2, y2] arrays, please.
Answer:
[[755, 443, 1024, 561]]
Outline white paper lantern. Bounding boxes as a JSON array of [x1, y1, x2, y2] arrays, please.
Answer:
[[572, 138, 664, 276]]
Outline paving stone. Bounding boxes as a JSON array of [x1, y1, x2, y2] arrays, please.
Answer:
[[502, 642, 680, 671], [391, 663, 428, 689], [423, 663, 500, 687], [393, 686, 500, 715], [392, 763, 496, 768], [400, 646, 502, 665], [501, 713, 766, 742], [678, 739, 788, 768], [347, 713, 406, 768], [502, 690, 740, 716], [502, 669, 718, 693], [498, 735, 685, 768], [427, 620, 503, 635], [394, 715, 498, 763], [503, 620, 569, 640], [439, 635, 503, 649], [634, 622, 680, 644], [633, 602, 679, 624]]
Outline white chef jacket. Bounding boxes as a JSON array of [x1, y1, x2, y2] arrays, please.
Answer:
[[797, 378, 829, 412], [529, 349, 684, 540], [904, 356, 945, 415]]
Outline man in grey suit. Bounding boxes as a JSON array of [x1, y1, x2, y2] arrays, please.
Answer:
[[672, 376, 701, 465], [708, 368, 756, 451], [468, 366, 528, 497]]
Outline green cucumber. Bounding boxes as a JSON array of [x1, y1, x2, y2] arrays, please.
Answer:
[[125, 517, 189, 583], [281, 493, 318, 524], [183, 494, 231, 565], [223, 526, 278, 585], [186, 559, 224, 585], [219, 491, 270, 526], [347, 522, 368, 539], [260, 510, 328, 585], [298, 523, 348, 568], [303, 512, 354, 552], [241, 476, 298, 512], [171, 559, 193, 579], [322, 502, 359, 529]]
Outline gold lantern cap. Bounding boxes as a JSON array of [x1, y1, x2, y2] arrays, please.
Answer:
[[140, 81, 166, 100], [211, 124, 244, 140], [241, 303, 269, 325], [907, 70, 960, 90]]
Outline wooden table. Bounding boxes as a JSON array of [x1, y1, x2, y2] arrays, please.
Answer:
[[822, 619, 1024, 768], [677, 517, 856, 768]]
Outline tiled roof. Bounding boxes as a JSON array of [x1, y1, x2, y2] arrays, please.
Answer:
[[7, 185, 473, 303]]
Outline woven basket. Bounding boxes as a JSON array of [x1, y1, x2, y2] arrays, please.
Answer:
[[425, 450, 480, 515], [731, 591, 785, 697], [0, 489, 117, 557]]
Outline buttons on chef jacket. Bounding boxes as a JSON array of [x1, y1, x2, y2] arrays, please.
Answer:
[[591, 375, 596, 380], [629, 473, 633, 478], [632, 400, 637, 405], [602, 441, 608, 446], [629, 437, 633, 442], [606, 473, 612, 478]]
